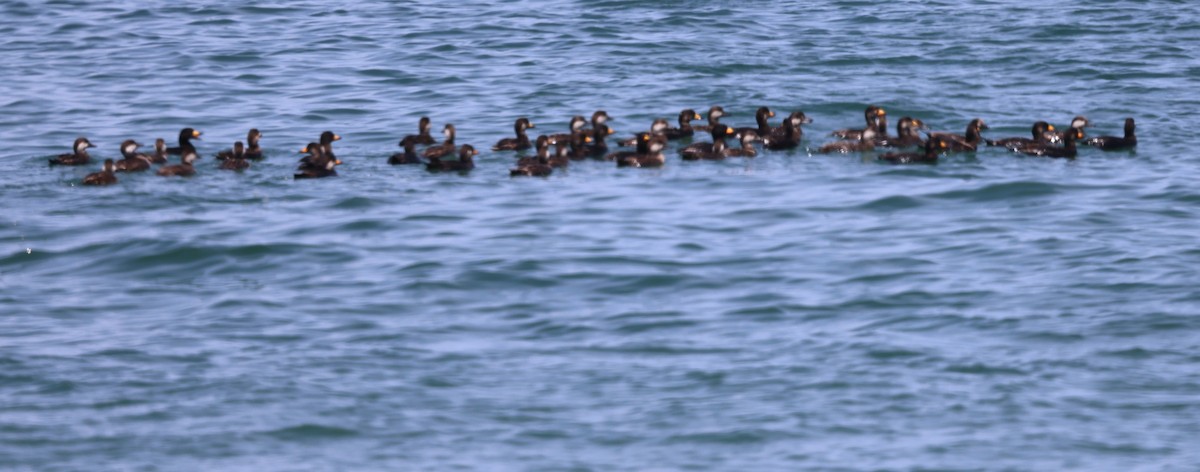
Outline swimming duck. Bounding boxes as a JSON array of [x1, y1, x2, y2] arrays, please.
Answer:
[[618, 119, 669, 146], [663, 109, 703, 140], [218, 142, 250, 170], [879, 136, 948, 164], [723, 132, 759, 158], [166, 128, 201, 155], [405, 117, 436, 146], [388, 135, 423, 165], [616, 135, 668, 168], [1085, 118, 1136, 150], [763, 112, 812, 150], [832, 106, 885, 140], [217, 129, 262, 160], [82, 159, 117, 186], [875, 117, 927, 148], [1047, 115, 1090, 144], [546, 115, 588, 143], [733, 106, 776, 141], [692, 106, 726, 133], [48, 137, 95, 166], [819, 128, 877, 153], [1016, 128, 1081, 158], [985, 121, 1055, 149], [421, 124, 456, 159], [492, 117, 535, 151], [681, 125, 735, 160], [606, 132, 651, 161], [932, 118, 988, 151], [114, 139, 153, 172], [516, 136, 554, 167], [584, 124, 615, 158], [511, 136, 555, 177], [294, 142, 341, 179], [426, 144, 477, 172], [157, 150, 198, 177], [297, 131, 342, 168], [150, 138, 168, 164], [565, 129, 593, 160]]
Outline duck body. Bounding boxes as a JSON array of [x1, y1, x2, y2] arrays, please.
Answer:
[[616, 136, 667, 168], [986, 121, 1055, 149], [426, 145, 477, 172], [405, 117, 436, 146], [819, 128, 877, 153], [662, 109, 702, 141], [723, 133, 759, 158], [932, 119, 988, 152], [733, 106, 776, 141], [1017, 128, 1080, 158], [493, 118, 535, 151], [422, 124, 456, 159], [166, 128, 201, 155], [149, 138, 168, 164], [832, 106, 886, 140], [114, 139, 153, 172], [218, 129, 262, 160], [388, 136, 423, 165], [294, 142, 341, 179], [618, 119, 668, 147], [681, 125, 734, 160], [1085, 118, 1137, 150], [545, 115, 588, 143], [157, 151, 198, 177], [879, 136, 948, 164], [875, 117, 927, 148], [218, 142, 250, 170], [48, 137, 95, 166], [82, 159, 117, 186], [692, 106, 725, 133], [1047, 116, 1090, 144], [763, 112, 812, 150]]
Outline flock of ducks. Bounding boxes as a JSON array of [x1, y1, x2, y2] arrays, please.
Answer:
[[47, 105, 1138, 186]]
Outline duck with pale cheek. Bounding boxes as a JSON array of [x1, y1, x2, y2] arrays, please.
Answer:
[[157, 150, 199, 177], [404, 116, 436, 146], [115, 140, 154, 172], [763, 112, 812, 150], [692, 105, 726, 133], [422, 124, 457, 160], [1046, 115, 1089, 144], [545, 115, 588, 144], [493, 117, 536, 151], [832, 106, 886, 140], [48, 137, 95, 166], [616, 135, 667, 168], [618, 118, 669, 147]]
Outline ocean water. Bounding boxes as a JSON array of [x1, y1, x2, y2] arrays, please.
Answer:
[[2, 1, 1200, 470]]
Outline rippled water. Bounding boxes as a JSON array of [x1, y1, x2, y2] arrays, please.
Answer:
[[3, 1, 1200, 470]]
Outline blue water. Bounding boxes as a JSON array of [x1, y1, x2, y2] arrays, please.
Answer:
[[3, 1, 1200, 470]]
